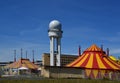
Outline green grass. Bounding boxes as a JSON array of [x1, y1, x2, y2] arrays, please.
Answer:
[[0, 78, 120, 83]]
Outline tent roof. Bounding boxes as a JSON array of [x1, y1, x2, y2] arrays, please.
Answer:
[[18, 67, 28, 70], [5, 58, 39, 69], [109, 55, 117, 61], [85, 44, 102, 52], [67, 44, 120, 70]]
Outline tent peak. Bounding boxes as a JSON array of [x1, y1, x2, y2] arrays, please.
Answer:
[[85, 44, 102, 52]]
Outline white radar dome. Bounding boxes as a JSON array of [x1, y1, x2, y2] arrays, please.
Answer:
[[49, 20, 61, 30]]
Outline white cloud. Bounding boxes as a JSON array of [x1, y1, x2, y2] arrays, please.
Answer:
[[110, 48, 120, 55]]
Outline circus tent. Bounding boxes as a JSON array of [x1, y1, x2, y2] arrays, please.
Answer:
[[5, 58, 39, 75], [67, 44, 120, 79], [5, 58, 39, 69]]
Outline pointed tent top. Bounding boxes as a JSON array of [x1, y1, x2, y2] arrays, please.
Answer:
[[66, 44, 120, 71], [85, 44, 102, 52]]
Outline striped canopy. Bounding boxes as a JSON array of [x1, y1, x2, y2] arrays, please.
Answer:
[[67, 44, 120, 70], [109, 55, 117, 61], [5, 59, 39, 70]]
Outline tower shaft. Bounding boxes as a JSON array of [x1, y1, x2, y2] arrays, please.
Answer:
[[50, 37, 54, 66], [56, 38, 61, 66]]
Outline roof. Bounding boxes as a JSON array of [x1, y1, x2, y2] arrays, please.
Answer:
[[66, 44, 120, 70], [109, 55, 117, 61], [5, 58, 39, 70]]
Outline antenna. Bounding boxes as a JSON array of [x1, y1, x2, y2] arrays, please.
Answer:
[[101, 45, 103, 51], [21, 48, 23, 59], [14, 50, 16, 62], [78, 45, 81, 56], [106, 48, 109, 56], [32, 50, 34, 63], [26, 51, 28, 59]]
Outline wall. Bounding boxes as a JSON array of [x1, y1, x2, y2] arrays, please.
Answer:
[[41, 66, 84, 78]]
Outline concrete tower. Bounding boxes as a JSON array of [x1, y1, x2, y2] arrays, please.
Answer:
[[48, 20, 63, 66]]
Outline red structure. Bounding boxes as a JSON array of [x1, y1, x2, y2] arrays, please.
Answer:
[[67, 44, 120, 79]]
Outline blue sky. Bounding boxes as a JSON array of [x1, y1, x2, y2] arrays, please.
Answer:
[[0, 0, 120, 61]]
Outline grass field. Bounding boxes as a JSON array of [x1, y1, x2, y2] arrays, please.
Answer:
[[0, 78, 120, 83]]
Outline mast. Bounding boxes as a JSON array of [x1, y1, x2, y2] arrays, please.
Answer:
[[78, 45, 81, 56], [14, 50, 16, 62], [32, 50, 34, 63]]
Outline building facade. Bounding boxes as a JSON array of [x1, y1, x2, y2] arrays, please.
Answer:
[[42, 53, 78, 66]]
